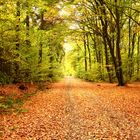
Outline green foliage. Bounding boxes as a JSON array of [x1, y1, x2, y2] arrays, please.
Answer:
[[0, 0, 65, 84], [0, 0, 139, 85], [0, 72, 11, 84], [0, 92, 33, 114], [62, 0, 140, 85]]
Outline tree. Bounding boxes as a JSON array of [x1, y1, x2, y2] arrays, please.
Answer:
[[64, 0, 140, 85], [0, 0, 65, 84]]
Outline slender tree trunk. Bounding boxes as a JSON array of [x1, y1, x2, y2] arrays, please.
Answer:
[[14, 1, 20, 83], [137, 36, 140, 79], [16, 1, 20, 50], [98, 44, 103, 80], [48, 36, 54, 78], [86, 33, 91, 69], [128, 18, 131, 58], [127, 1, 134, 80], [75, 42, 81, 74], [127, 17, 131, 80], [103, 36, 113, 83], [38, 43, 43, 64], [38, 12, 44, 64], [25, 1, 30, 47], [130, 33, 136, 78], [48, 47, 54, 78], [89, 33, 99, 63], [83, 33, 88, 72]]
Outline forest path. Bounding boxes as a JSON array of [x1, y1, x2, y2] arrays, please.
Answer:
[[0, 77, 140, 139]]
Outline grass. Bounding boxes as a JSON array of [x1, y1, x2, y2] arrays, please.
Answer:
[[0, 93, 33, 114]]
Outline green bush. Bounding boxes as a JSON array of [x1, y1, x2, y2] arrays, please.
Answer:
[[0, 71, 11, 84]]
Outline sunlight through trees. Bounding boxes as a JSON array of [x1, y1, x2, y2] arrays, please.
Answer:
[[0, 0, 140, 86]]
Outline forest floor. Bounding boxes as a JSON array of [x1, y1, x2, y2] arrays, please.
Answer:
[[0, 77, 140, 140]]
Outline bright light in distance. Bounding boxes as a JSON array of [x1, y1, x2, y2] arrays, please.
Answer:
[[56, 1, 63, 9], [59, 9, 70, 16], [69, 23, 79, 30], [64, 43, 73, 52]]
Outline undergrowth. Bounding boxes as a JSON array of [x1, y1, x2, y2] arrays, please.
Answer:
[[0, 92, 35, 114]]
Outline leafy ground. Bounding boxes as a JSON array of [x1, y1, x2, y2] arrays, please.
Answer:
[[0, 77, 140, 139]]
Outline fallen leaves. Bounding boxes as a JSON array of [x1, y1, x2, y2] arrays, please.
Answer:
[[0, 78, 140, 139]]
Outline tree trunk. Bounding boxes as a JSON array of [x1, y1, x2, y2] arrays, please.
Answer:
[[48, 46, 54, 78], [25, 1, 30, 47], [97, 0, 125, 85], [14, 1, 20, 83], [137, 36, 140, 80], [38, 12, 44, 64], [89, 33, 99, 63], [16, 1, 20, 50], [115, 0, 125, 86], [83, 33, 88, 72], [38, 43, 43, 64], [130, 33, 136, 78], [86, 33, 92, 70], [127, 17, 132, 80], [100, 17, 123, 85], [103, 36, 113, 83]]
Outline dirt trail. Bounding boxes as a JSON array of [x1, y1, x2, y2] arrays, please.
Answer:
[[0, 77, 140, 139]]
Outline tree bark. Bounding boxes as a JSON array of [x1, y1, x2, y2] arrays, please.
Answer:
[[38, 12, 44, 64], [14, 1, 21, 83], [115, 2, 124, 85], [83, 33, 88, 72], [86, 33, 92, 70], [98, 0, 125, 85], [103, 35, 113, 83], [137, 36, 140, 80], [25, 1, 30, 47]]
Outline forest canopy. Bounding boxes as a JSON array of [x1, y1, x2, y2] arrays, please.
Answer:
[[0, 0, 140, 86]]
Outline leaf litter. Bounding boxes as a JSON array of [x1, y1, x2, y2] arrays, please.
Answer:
[[0, 78, 140, 139]]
